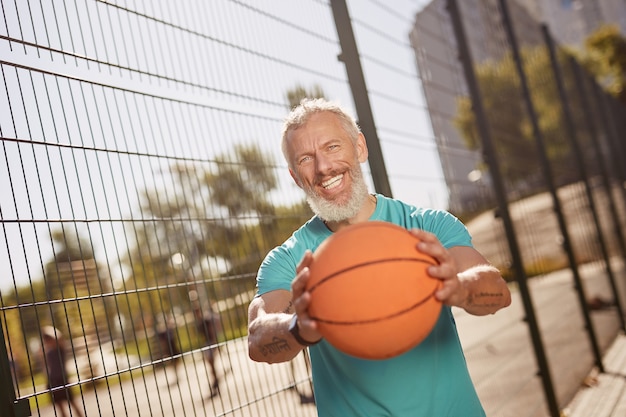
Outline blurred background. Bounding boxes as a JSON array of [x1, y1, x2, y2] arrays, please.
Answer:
[[1, 1, 626, 416]]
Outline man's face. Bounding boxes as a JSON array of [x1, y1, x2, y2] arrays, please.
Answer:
[[286, 112, 369, 222]]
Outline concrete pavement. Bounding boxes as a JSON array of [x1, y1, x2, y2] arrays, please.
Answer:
[[562, 334, 626, 417], [28, 258, 626, 417], [30, 263, 624, 417]]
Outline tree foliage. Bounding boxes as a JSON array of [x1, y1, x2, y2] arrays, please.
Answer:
[[286, 84, 325, 109], [454, 46, 576, 188], [452, 25, 623, 190], [117, 84, 326, 337], [578, 24, 626, 104], [119, 142, 312, 336], [4, 225, 115, 374]]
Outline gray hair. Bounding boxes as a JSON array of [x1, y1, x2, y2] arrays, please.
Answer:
[[281, 98, 361, 167]]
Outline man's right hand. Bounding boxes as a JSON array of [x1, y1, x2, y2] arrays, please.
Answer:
[[290, 250, 322, 344]]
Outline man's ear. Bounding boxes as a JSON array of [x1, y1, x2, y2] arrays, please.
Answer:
[[289, 168, 302, 188], [356, 133, 369, 163]]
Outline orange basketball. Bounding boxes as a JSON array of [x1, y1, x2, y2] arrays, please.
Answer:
[[306, 221, 442, 360]]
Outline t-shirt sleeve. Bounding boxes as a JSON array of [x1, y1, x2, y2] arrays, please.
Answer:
[[413, 209, 473, 249], [256, 244, 299, 296]]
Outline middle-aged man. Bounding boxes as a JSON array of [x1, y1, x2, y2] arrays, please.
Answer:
[[248, 98, 511, 416]]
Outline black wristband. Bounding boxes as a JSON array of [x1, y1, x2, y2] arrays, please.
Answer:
[[288, 314, 320, 346]]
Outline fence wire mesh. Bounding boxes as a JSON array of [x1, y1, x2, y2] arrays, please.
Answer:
[[1, 1, 626, 417]]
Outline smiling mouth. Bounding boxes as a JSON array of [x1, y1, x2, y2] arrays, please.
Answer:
[[322, 174, 343, 190]]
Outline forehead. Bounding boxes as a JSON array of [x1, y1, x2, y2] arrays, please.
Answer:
[[286, 112, 347, 147]]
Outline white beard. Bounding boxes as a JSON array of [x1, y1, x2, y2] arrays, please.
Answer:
[[304, 165, 369, 222]]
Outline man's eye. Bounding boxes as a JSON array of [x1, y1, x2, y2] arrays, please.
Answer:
[[299, 156, 312, 164]]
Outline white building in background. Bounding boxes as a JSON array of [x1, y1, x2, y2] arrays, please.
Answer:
[[409, 0, 626, 214]]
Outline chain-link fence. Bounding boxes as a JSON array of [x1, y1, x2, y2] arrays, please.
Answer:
[[1, 1, 626, 416]]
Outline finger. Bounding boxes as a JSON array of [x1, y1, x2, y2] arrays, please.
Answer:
[[409, 228, 437, 245], [294, 289, 311, 316], [291, 265, 310, 298], [427, 260, 457, 280], [292, 250, 321, 340], [435, 278, 466, 307], [435, 280, 455, 300], [292, 281, 320, 336], [295, 291, 313, 320], [419, 239, 449, 260], [296, 250, 313, 273], [410, 230, 445, 259], [292, 251, 313, 291]]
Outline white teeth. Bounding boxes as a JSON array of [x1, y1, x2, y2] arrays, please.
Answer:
[[322, 174, 343, 189]]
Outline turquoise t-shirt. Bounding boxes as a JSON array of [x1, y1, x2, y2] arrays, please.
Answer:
[[256, 194, 485, 417]]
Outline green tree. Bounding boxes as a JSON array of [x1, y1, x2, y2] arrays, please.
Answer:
[[454, 26, 625, 191], [119, 84, 323, 342], [455, 46, 576, 188], [577, 24, 626, 104], [1, 283, 47, 381], [44, 226, 94, 300], [42, 226, 115, 348], [120, 144, 311, 340], [3, 226, 115, 377], [287, 84, 325, 108]]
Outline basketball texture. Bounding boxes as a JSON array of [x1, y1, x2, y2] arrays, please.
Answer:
[[306, 221, 441, 359]]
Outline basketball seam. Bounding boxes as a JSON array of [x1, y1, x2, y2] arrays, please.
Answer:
[[308, 257, 437, 292], [309, 285, 439, 325]]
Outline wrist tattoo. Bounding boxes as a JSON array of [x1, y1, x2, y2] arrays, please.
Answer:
[[467, 291, 504, 307], [260, 337, 291, 357], [283, 301, 293, 314]]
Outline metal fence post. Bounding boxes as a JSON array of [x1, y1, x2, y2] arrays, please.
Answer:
[[597, 91, 626, 185], [0, 321, 31, 417], [589, 79, 626, 229], [445, 0, 560, 415], [569, 58, 626, 331], [542, 24, 607, 371], [330, 0, 393, 197], [588, 61, 626, 321]]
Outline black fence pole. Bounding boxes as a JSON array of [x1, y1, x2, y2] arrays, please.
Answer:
[[590, 80, 626, 235], [330, 0, 393, 198], [445, 1, 560, 415], [570, 59, 626, 332], [0, 321, 31, 417], [597, 91, 626, 186], [607, 95, 626, 169], [590, 79, 626, 305], [542, 24, 606, 371]]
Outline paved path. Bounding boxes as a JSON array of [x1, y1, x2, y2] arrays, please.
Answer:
[[454, 260, 625, 417], [31, 344, 316, 417], [563, 334, 626, 417], [31, 260, 625, 417]]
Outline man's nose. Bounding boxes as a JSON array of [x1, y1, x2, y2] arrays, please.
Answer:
[[315, 153, 333, 174]]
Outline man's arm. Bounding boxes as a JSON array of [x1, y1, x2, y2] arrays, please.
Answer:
[[411, 229, 511, 316], [247, 290, 301, 363], [447, 246, 511, 315], [248, 251, 322, 363]]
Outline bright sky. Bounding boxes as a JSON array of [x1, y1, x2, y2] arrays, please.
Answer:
[[0, 0, 441, 293]]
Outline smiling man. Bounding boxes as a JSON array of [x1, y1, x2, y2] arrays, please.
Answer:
[[247, 98, 511, 417]]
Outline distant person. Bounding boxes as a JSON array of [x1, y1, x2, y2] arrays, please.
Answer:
[[194, 305, 221, 397], [156, 316, 181, 384], [41, 326, 85, 417]]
